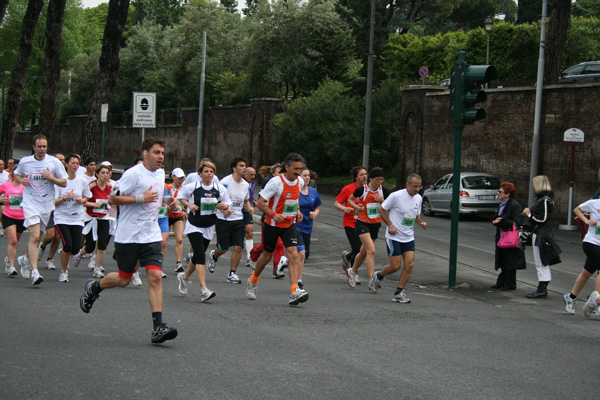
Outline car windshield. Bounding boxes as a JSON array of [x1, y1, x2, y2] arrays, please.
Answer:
[[461, 176, 500, 190], [585, 64, 600, 74], [564, 65, 585, 76]]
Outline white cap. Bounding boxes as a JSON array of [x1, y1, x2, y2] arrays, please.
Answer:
[[171, 168, 185, 178], [101, 161, 112, 167]]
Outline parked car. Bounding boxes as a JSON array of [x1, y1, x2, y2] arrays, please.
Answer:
[[557, 61, 600, 84], [422, 172, 501, 216]]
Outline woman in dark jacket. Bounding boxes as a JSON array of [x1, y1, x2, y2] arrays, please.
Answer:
[[491, 182, 526, 290], [523, 175, 562, 298]]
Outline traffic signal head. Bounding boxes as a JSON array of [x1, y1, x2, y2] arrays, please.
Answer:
[[462, 65, 497, 125]]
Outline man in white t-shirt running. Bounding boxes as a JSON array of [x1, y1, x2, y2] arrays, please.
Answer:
[[79, 137, 179, 344], [369, 173, 428, 303], [206, 157, 254, 284], [13, 134, 68, 285]]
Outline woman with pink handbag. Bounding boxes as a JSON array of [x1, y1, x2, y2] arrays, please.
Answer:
[[491, 182, 526, 290]]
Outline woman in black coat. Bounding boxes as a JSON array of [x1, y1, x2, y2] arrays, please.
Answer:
[[523, 175, 562, 298], [491, 182, 526, 290]]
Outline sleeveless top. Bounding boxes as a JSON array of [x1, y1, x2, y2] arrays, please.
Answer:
[[187, 182, 221, 228], [356, 184, 384, 224], [265, 175, 300, 228]]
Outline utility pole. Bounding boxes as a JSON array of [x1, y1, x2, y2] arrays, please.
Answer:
[[361, 0, 375, 170]]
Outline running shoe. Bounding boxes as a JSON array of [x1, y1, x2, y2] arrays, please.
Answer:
[[82, 252, 92, 259], [276, 256, 288, 276], [45, 259, 56, 270], [355, 277, 361, 285], [161, 271, 167, 279], [31, 269, 44, 285], [341, 251, 350, 270], [38, 244, 46, 260], [345, 267, 357, 288], [273, 270, 285, 279], [288, 288, 309, 305], [227, 271, 241, 284], [80, 279, 99, 313], [174, 262, 184, 273], [562, 294, 575, 315], [18, 255, 31, 279], [207, 250, 217, 273], [88, 253, 97, 270], [298, 281, 304, 290], [6, 265, 17, 276], [369, 271, 382, 293], [151, 323, 178, 344], [71, 252, 82, 268], [177, 272, 190, 295], [131, 271, 142, 286], [584, 291, 600, 318], [592, 307, 600, 317], [184, 252, 193, 263], [4, 256, 9, 269], [92, 267, 104, 278], [58, 270, 69, 282], [392, 290, 411, 304], [0, 226, 4, 236], [200, 288, 216, 302], [245, 259, 251, 268], [246, 277, 257, 300]]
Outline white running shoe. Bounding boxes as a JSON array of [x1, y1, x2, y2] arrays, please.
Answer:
[[345, 268, 357, 288], [184, 252, 193, 263], [0, 226, 4, 236], [58, 270, 69, 282], [18, 255, 31, 279], [71, 252, 82, 268], [174, 262, 184, 273], [562, 294, 575, 315], [88, 253, 97, 270], [31, 269, 44, 285], [4, 256, 9, 269], [207, 250, 217, 273], [227, 271, 242, 284], [132, 271, 142, 286], [276, 256, 288, 276], [177, 272, 190, 295], [200, 288, 216, 302], [288, 288, 309, 305], [584, 291, 600, 318], [161, 271, 167, 279], [246, 277, 257, 300], [38, 244, 46, 260], [369, 272, 382, 293], [45, 259, 56, 270], [392, 290, 411, 304], [92, 267, 104, 278], [6, 265, 17, 276]]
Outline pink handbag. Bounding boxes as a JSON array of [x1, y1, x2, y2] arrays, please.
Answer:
[[498, 223, 521, 248]]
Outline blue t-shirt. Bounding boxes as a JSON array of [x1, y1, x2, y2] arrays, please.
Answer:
[[297, 186, 321, 234]]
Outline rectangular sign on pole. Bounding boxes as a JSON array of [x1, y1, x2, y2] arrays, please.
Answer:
[[132, 92, 156, 128], [101, 104, 109, 122]]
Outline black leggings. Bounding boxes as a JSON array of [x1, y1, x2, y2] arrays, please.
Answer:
[[85, 219, 111, 253], [345, 226, 362, 265], [55, 224, 83, 254], [188, 232, 211, 265]]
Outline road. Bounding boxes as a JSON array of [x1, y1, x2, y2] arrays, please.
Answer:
[[1, 193, 597, 399]]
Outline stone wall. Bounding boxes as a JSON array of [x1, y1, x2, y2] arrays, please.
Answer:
[[398, 83, 600, 222]]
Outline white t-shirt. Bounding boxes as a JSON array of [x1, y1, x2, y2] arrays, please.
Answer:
[[217, 174, 249, 221], [177, 181, 230, 240], [54, 175, 93, 226], [183, 172, 219, 186], [0, 170, 9, 184], [579, 199, 600, 246], [80, 172, 97, 184], [381, 189, 422, 243], [114, 163, 165, 244], [13, 154, 68, 213]]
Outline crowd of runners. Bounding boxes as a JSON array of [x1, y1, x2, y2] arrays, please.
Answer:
[[1, 135, 599, 345]]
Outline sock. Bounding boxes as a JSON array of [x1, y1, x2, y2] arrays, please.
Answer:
[[376, 272, 383, 280], [569, 293, 577, 300], [245, 239, 253, 258], [47, 257, 52, 261], [152, 312, 162, 329], [291, 284, 299, 294], [394, 288, 403, 295], [91, 281, 103, 295], [250, 271, 260, 285], [229, 270, 235, 275], [297, 280, 304, 290], [176, 260, 181, 264], [200, 285, 208, 292]]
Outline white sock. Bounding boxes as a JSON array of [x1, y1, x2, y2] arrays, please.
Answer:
[[245, 239, 253, 258]]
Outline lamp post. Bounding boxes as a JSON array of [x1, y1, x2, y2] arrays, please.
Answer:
[[484, 16, 493, 88]]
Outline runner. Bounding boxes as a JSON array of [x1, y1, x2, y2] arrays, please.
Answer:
[[78, 157, 98, 184], [13, 134, 67, 285], [167, 168, 186, 273], [0, 159, 9, 236], [6, 158, 17, 171], [296, 167, 321, 290], [333, 166, 368, 282], [54, 155, 92, 283], [243, 166, 257, 267], [246, 153, 308, 305], [345, 167, 390, 288], [0, 169, 25, 276], [369, 174, 427, 303], [206, 157, 254, 284], [79, 137, 179, 344]]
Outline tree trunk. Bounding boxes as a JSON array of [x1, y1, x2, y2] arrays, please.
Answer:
[[39, 0, 67, 143], [80, 0, 131, 160], [0, 0, 44, 161], [543, 0, 571, 86], [0, 0, 9, 26]]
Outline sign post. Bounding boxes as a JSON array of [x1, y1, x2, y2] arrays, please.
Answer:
[[419, 66, 429, 85], [100, 104, 108, 160], [132, 92, 156, 142], [559, 128, 584, 231]]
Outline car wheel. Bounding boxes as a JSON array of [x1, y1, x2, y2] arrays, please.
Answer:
[[422, 198, 434, 216]]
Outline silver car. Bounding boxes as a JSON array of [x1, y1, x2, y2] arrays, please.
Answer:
[[422, 172, 501, 216]]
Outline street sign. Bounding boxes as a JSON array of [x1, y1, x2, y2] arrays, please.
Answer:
[[419, 66, 429, 77], [101, 104, 108, 122], [132, 92, 156, 128], [563, 128, 584, 147]]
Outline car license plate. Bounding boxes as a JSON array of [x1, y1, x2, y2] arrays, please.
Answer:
[[478, 195, 495, 200]]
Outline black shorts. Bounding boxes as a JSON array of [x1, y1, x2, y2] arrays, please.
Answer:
[[46, 211, 55, 229], [262, 223, 297, 252], [215, 219, 245, 251], [243, 211, 253, 225], [355, 219, 381, 240], [2, 214, 25, 233], [169, 216, 184, 226], [113, 242, 163, 276], [583, 242, 600, 274]]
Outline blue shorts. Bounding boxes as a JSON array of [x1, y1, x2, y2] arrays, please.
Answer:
[[386, 238, 415, 257], [158, 216, 169, 233]]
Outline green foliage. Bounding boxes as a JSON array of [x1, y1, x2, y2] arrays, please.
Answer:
[[573, 0, 600, 18], [130, 0, 185, 27], [563, 16, 600, 67]]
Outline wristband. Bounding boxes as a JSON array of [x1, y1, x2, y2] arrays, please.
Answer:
[[135, 194, 144, 204], [269, 211, 276, 219]]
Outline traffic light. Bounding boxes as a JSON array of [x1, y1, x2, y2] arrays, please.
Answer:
[[462, 65, 497, 125]]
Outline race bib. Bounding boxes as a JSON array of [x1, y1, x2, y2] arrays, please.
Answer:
[[93, 199, 108, 214], [401, 216, 416, 227], [366, 202, 380, 219], [231, 199, 244, 212], [200, 197, 218, 215], [283, 199, 298, 217], [9, 194, 22, 210], [595, 225, 600, 236], [158, 206, 168, 218]]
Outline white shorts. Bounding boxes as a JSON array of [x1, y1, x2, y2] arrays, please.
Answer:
[[23, 208, 52, 230]]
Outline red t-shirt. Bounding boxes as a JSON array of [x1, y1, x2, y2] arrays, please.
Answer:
[[86, 182, 112, 218], [336, 182, 360, 228]]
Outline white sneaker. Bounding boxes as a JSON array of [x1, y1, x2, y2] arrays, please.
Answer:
[[345, 268, 357, 288], [4, 256, 9, 269], [71, 252, 82, 268], [31, 269, 44, 285], [392, 290, 411, 304], [200, 288, 216, 302], [562, 294, 575, 315], [58, 270, 69, 282], [246, 277, 257, 300], [131, 271, 142, 286], [207, 250, 217, 273], [161, 271, 167, 279], [227, 271, 242, 284], [177, 272, 190, 295], [0, 226, 4, 236], [5, 265, 17, 276], [38, 244, 46, 260], [88, 253, 97, 270], [584, 291, 600, 318], [18, 255, 31, 279], [276, 256, 288, 276], [45, 259, 56, 270], [92, 267, 104, 278], [184, 252, 193, 263], [82, 252, 92, 259], [174, 262, 184, 273], [288, 288, 309, 305]]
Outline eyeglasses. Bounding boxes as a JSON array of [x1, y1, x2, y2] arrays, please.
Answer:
[[498, 190, 505, 194]]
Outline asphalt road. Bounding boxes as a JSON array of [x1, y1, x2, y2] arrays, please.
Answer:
[[1, 193, 598, 399]]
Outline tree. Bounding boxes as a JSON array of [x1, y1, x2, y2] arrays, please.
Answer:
[[130, 0, 185, 27], [80, 0, 131, 160], [0, 0, 9, 25], [0, 0, 44, 161], [220, 0, 237, 13], [517, 0, 541, 24], [544, 0, 571, 85], [573, 0, 600, 18], [39, 0, 67, 142]]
